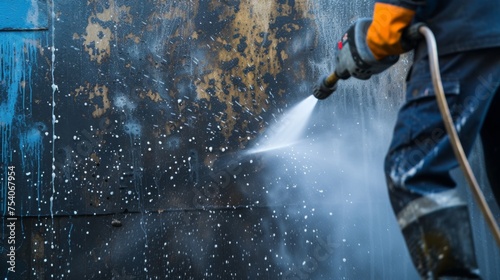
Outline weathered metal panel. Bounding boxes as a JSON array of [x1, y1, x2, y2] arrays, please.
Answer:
[[6, 209, 339, 279], [1, 0, 500, 279], [0, 0, 48, 30], [2, 0, 319, 217]]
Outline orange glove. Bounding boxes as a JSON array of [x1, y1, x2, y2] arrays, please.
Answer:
[[367, 2, 416, 60]]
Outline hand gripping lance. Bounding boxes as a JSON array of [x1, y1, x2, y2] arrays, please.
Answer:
[[313, 18, 420, 99]]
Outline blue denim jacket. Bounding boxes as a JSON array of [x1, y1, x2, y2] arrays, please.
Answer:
[[378, 0, 500, 55]]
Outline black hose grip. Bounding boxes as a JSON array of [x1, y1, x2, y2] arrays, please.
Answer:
[[401, 22, 425, 52], [313, 75, 338, 100]]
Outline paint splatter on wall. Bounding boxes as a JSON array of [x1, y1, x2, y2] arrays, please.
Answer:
[[1, 32, 46, 215], [1, 1, 499, 279]]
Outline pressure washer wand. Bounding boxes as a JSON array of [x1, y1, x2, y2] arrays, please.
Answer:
[[313, 72, 340, 100], [313, 18, 402, 100]]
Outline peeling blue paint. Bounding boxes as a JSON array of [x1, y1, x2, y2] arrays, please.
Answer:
[[19, 123, 46, 212], [0, 0, 48, 30], [0, 32, 41, 214]]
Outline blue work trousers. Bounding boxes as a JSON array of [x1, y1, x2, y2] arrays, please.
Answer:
[[384, 47, 500, 279]]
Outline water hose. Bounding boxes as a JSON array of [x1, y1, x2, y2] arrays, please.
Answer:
[[420, 26, 500, 247]]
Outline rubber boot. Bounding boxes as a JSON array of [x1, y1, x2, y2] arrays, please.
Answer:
[[401, 205, 481, 280]]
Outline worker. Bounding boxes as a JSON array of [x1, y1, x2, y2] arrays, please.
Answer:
[[365, 0, 500, 279]]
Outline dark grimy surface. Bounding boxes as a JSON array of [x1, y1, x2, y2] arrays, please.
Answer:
[[1, 1, 499, 279]]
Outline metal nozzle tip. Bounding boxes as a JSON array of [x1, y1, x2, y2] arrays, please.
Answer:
[[313, 76, 337, 100]]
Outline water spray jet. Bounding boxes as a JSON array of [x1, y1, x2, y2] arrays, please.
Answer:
[[246, 95, 318, 155]]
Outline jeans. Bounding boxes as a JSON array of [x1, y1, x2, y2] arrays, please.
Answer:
[[384, 47, 500, 279]]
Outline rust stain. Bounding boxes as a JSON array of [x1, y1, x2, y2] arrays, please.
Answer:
[[76, 0, 315, 144], [74, 83, 111, 118], [140, 89, 163, 103], [125, 33, 140, 44], [81, 0, 132, 63], [90, 84, 110, 118], [83, 18, 112, 63], [195, 1, 313, 139], [280, 50, 289, 61]]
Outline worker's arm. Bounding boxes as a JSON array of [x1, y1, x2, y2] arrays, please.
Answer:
[[367, 1, 423, 60]]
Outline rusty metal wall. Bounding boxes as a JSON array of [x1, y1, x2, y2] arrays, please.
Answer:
[[1, 1, 316, 216], [1, 0, 500, 279]]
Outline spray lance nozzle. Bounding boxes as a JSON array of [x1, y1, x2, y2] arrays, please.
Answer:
[[313, 19, 427, 100], [313, 73, 340, 100], [313, 18, 407, 100]]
